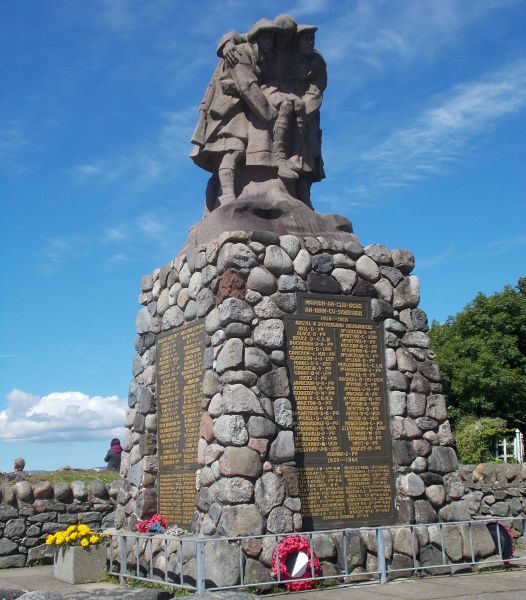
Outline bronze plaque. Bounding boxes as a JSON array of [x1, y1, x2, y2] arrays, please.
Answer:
[[286, 294, 396, 529], [156, 321, 205, 527]]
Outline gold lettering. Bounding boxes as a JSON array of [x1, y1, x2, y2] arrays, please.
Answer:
[[156, 322, 205, 526], [287, 295, 394, 527]]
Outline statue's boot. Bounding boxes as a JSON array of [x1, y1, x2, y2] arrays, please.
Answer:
[[277, 161, 300, 181], [288, 155, 305, 173], [274, 141, 299, 181]]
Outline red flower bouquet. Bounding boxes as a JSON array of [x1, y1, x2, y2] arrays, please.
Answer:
[[135, 513, 167, 533]]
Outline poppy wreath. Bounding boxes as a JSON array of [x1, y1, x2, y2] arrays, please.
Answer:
[[271, 535, 321, 591]]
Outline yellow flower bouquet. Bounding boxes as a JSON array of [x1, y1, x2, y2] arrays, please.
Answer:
[[46, 524, 105, 548], [50, 523, 108, 584]]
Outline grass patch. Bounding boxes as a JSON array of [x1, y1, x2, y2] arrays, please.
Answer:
[[0, 469, 122, 485]]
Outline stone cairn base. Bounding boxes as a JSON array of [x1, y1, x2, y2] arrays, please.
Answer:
[[117, 229, 464, 581]]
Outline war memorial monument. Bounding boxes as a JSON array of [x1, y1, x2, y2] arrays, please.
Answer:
[[116, 14, 464, 582]]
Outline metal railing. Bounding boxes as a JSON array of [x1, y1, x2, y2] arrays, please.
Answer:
[[106, 516, 526, 594]]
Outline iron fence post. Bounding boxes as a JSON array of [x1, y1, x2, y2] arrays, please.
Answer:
[[496, 521, 503, 562], [410, 526, 417, 572], [439, 523, 447, 567], [342, 531, 348, 576], [164, 538, 168, 582], [179, 539, 184, 586], [239, 541, 244, 586], [119, 535, 127, 587], [108, 533, 113, 574], [376, 528, 387, 584], [136, 537, 140, 577], [195, 539, 206, 595]]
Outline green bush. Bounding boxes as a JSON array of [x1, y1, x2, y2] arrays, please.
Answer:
[[455, 416, 511, 463]]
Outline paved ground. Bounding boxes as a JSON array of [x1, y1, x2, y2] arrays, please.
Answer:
[[285, 568, 526, 600], [0, 566, 176, 599], [0, 565, 118, 593], [1, 565, 526, 598]]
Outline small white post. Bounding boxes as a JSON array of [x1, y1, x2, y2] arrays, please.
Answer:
[[514, 429, 524, 463]]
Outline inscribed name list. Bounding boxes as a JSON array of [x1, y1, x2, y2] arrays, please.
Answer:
[[156, 321, 205, 527], [286, 294, 396, 529]]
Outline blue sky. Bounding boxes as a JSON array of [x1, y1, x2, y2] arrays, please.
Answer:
[[1, 0, 525, 472]]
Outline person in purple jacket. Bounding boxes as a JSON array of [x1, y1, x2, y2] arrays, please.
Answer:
[[104, 438, 122, 472]]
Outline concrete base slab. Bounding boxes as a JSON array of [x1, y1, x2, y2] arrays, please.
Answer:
[[0, 566, 119, 594]]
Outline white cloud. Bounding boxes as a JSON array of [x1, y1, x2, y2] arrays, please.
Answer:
[[320, 0, 519, 69], [37, 237, 73, 276], [0, 125, 28, 157], [361, 58, 526, 187], [288, 0, 328, 18], [484, 235, 526, 256], [418, 245, 456, 270], [102, 226, 128, 243], [0, 123, 30, 173], [158, 108, 198, 157], [97, 0, 137, 31], [76, 155, 162, 185], [418, 235, 526, 270], [74, 164, 103, 178], [138, 212, 169, 241], [37, 235, 90, 276], [0, 389, 127, 443], [34, 208, 181, 278], [71, 107, 194, 187], [317, 188, 376, 214], [106, 252, 130, 266], [94, 0, 174, 34]]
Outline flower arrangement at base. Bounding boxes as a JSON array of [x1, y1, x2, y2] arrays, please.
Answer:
[[46, 524, 105, 548], [50, 524, 107, 585], [271, 535, 320, 591], [135, 513, 167, 533]]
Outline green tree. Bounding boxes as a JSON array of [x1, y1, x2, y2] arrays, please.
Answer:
[[429, 278, 526, 425]]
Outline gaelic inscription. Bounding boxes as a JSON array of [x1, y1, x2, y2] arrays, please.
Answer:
[[286, 294, 396, 529], [156, 321, 205, 527]]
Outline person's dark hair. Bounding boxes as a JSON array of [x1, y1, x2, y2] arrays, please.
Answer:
[[111, 438, 121, 446]]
